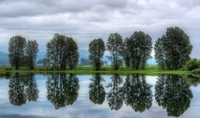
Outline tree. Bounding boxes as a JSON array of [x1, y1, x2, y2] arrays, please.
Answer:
[[155, 27, 193, 70], [89, 73, 105, 104], [124, 31, 152, 70], [46, 73, 79, 109], [122, 37, 131, 68], [123, 74, 152, 112], [66, 38, 79, 70], [9, 73, 26, 106], [37, 58, 50, 66], [106, 33, 123, 70], [154, 36, 165, 70], [25, 73, 39, 102], [184, 58, 200, 70], [47, 34, 67, 70], [106, 74, 124, 110], [155, 75, 193, 117], [89, 38, 105, 70], [25, 40, 39, 69], [8, 36, 26, 70], [47, 33, 79, 70]]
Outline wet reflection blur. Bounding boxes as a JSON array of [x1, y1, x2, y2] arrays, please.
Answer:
[[89, 73, 105, 105], [46, 73, 79, 109], [123, 74, 153, 112], [106, 74, 124, 111], [155, 75, 193, 117]]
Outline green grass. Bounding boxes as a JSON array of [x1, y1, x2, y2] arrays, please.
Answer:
[[0, 65, 191, 75]]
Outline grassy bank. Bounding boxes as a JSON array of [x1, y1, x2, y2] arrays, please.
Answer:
[[0, 66, 191, 75]]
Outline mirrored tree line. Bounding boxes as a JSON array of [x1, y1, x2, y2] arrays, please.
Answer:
[[155, 75, 193, 117], [89, 74, 194, 117], [46, 73, 79, 109], [8, 73, 39, 106], [8, 73, 195, 117]]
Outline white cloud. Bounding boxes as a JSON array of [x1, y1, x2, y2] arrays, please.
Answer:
[[0, 0, 199, 58]]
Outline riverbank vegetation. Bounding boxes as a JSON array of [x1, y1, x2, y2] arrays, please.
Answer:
[[3, 26, 200, 75]]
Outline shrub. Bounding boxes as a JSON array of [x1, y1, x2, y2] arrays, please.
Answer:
[[185, 58, 200, 70]]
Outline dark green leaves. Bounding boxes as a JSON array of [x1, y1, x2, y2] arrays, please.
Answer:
[[8, 36, 26, 70], [155, 27, 193, 70], [89, 38, 105, 70], [46, 33, 79, 70]]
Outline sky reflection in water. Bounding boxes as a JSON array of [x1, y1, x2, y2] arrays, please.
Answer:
[[0, 73, 200, 118]]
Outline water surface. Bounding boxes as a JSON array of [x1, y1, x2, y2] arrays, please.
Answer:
[[0, 73, 200, 118]]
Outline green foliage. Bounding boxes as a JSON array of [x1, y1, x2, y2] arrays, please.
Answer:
[[8, 36, 26, 70], [46, 33, 79, 70], [106, 33, 123, 70], [192, 69, 200, 75], [89, 73, 105, 104], [37, 58, 50, 66], [89, 38, 105, 70], [66, 38, 79, 70], [185, 58, 200, 70], [155, 75, 193, 117], [19, 56, 29, 67], [46, 73, 79, 109], [123, 74, 152, 112], [124, 31, 152, 70], [155, 27, 193, 70], [25, 40, 39, 69]]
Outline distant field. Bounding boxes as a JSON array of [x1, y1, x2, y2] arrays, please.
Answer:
[[0, 66, 191, 76]]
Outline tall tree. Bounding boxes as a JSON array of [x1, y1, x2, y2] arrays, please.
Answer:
[[89, 73, 105, 104], [155, 75, 193, 117], [9, 73, 26, 106], [122, 37, 131, 68], [89, 38, 105, 70], [47, 33, 79, 70], [66, 38, 79, 70], [125, 31, 152, 70], [8, 36, 26, 70], [154, 36, 165, 70], [46, 73, 79, 109], [25, 73, 39, 102], [25, 40, 39, 69], [155, 27, 193, 70], [106, 33, 123, 70], [47, 33, 67, 70], [123, 74, 153, 112], [106, 74, 124, 110]]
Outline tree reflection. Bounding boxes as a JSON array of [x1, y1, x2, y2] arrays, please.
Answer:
[[184, 75, 200, 87], [46, 73, 79, 109], [9, 73, 26, 106], [155, 75, 193, 117], [123, 74, 152, 112], [107, 74, 123, 110], [89, 73, 105, 104], [25, 73, 39, 102]]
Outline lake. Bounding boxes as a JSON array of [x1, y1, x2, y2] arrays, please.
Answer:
[[0, 73, 200, 118]]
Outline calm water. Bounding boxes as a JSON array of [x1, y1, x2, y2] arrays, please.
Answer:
[[0, 73, 200, 118]]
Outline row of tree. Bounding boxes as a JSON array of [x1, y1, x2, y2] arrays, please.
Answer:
[[8, 26, 192, 70], [8, 36, 39, 69]]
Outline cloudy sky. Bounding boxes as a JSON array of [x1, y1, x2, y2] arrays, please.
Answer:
[[0, 0, 200, 58]]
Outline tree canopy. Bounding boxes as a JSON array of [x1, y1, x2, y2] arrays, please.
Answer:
[[154, 27, 193, 70], [89, 38, 105, 70], [8, 36, 26, 70], [106, 33, 123, 70], [124, 31, 152, 70], [25, 40, 39, 69], [46, 33, 79, 70]]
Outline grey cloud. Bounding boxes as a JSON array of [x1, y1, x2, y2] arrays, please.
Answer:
[[0, 0, 128, 17]]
